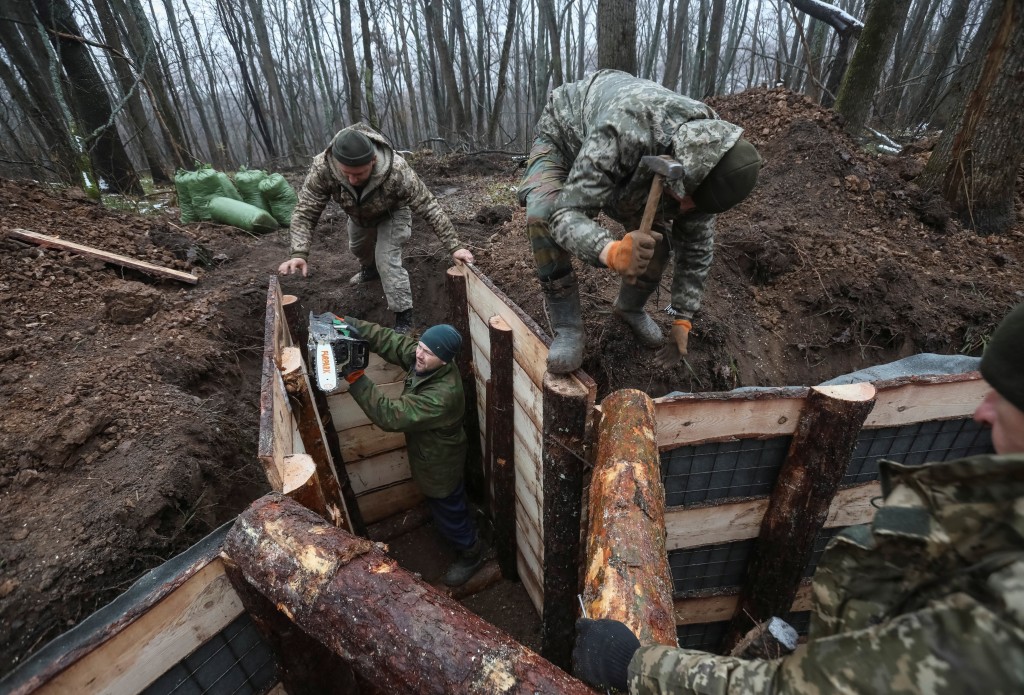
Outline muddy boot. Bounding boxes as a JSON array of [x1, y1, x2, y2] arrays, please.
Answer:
[[541, 273, 585, 374], [393, 309, 414, 335], [443, 538, 487, 587], [613, 282, 664, 348], [349, 265, 380, 285]]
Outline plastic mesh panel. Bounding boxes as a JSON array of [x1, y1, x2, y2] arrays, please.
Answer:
[[844, 419, 992, 484], [669, 540, 756, 594], [143, 614, 277, 695], [661, 437, 791, 507], [677, 621, 729, 651]]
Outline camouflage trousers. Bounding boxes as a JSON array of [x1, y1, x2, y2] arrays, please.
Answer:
[[519, 136, 671, 288], [348, 207, 413, 313]]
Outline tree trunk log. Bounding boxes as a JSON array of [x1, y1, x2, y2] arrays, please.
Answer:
[[488, 315, 518, 580], [540, 373, 593, 669], [223, 494, 591, 694], [722, 383, 876, 651], [583, 389, 677, 647], [446, 266, 485, 505]]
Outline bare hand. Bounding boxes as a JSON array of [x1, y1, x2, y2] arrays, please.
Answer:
[[654, 319, 691, 369], [278, 258, 308, 277], [453, 248, 475, 264]]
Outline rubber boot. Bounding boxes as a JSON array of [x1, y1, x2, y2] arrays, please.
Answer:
[[349, 265, 380, 285], [613, 282, 664, 347], [393, 309, 414, 335], [443, 538, 487, 587], [541, 273, 584, 374]]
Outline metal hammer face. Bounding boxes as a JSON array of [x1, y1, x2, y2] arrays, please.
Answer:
[[641, 155, 684, 180]]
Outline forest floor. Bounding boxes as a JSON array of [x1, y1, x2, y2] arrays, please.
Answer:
[[1, 86, 1022, 678]]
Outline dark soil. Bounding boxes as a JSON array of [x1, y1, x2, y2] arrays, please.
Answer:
[[1, 86, 1022, 677]]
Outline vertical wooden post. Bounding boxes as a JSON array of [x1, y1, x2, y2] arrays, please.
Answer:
[[540, 373, 592, 670], [446, 266, 484, 505], [583, 389, 677, 647], [281, 294, 301, 346], [488, 316, 517, 580], [722, 383, 877, 651]]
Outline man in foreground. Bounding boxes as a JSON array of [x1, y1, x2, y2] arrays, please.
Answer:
[[519, 69, 761, 373], [279, 125, 474, 333], [574, 303, 1024, 692], [335, 315, 485, 587]]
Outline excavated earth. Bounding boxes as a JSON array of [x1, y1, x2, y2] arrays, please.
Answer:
[[1, 86, 1022, 676]]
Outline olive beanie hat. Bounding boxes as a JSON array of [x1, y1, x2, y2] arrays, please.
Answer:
[[331, 130, 375, 166], [692, 138, 762, 214], [980, 302, 1024, 412], [419, 324, 462, 364]]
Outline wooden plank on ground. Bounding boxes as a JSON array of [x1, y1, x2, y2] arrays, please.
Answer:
[[38, 559, 243, 694], [338, 424, 405, 461], [346, 449, 412, 495], [328, 382, 406, 431], [356, 480, 423, 523], [8, 228, 199, 284], [664, 480, 882, 550], [865, 373, 987, 427], [654, 388, 809, 449], [674, 583, 813, 626]]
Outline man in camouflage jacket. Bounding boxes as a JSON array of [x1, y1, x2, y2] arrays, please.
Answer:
[[338, 315, 486, 587], [573, 302, 1024, 694], [279, 123, 474, 333], [519, 70, 761, 373]]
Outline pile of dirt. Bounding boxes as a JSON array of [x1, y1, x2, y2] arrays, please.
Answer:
[[1, 85, 1022, 678]]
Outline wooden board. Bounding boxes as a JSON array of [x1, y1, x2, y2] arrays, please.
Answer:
[[865, 374, 987, 427], [327, 382, 407, 431], [338, 424, 406, 461], [518, 551, 545, 616], [664, 481, 882, 551], [674, 583, 813, 626], [8, 227, 199, 284], [513, 361, 543, 432], [38, 559, 243, 694], [515, 482, 543, 557], [356, 480, 424, 524], [654, 389, 809, 449], [346, 449, 412, 495], [327, 353, 405, 394]]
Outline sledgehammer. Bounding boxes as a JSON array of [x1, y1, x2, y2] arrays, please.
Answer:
[[639, 154, 684, 237]]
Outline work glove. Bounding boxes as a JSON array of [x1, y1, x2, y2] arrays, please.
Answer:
[[605, 230, 663, 283], [572, 618, 641, 692], [655, 319, 691, 369]]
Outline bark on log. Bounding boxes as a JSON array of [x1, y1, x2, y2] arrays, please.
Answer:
[[488, 315, 517, 580], [446, 266, 484, 505], [541, 372, 593, 669], [584, 389, 677, 647], [722, 383, 876, 651], [222, 494, 592, 694]]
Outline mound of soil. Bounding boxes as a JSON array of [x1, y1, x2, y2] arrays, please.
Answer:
[[1, 86, 1022, 678]]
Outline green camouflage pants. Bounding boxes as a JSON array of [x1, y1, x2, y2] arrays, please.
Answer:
[[348, 207, 413, 312]]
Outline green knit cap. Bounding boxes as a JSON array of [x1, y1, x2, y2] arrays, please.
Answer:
[[331, 130, 375, 166], [692, 138, 762, 214], [980, 302, 1024, 412]]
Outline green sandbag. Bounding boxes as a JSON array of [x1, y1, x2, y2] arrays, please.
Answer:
[[208, 196, 279, 234], [259, 173, 298, 226], [174, 169, 198, 223], [233, 166, 271, 212], [191, 168, 242, 220]]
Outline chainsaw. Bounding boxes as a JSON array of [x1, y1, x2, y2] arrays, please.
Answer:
[[307, 312, 370, 393]]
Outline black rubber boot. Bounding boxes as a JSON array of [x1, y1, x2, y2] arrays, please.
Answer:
[[613, 282, 664, 347], [349, 265, 380, 285], [541, 273, 585, 374], [393, 309, 414, 335], [443, 538, 487, 587]]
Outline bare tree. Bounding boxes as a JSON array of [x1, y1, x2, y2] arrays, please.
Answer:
[[597, 0, 637, 74], [488, 0, 519, 145], [785, 0, 863, 105], [699, 0, 727, 96]]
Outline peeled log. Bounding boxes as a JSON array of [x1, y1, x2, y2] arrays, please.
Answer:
[[223, 494, 592, 695], [583, 389, 677, 647]]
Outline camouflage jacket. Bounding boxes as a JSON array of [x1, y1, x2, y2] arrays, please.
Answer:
[[345, 317, 466, 498], [534, 70, 743, 316], [629, 453, 1024, 694], [289, 123, 460, 259]]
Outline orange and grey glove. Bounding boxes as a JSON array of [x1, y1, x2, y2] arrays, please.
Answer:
[[655, 319, 691, 369], [605, 230, 663, 283]]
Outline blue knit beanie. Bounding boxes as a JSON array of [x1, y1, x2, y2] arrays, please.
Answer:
[[420, 324, 462, 364]]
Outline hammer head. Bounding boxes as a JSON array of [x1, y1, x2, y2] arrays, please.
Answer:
[[641, 155, 684, 180]]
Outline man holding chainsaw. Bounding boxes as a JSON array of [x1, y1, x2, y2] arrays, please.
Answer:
[[279, 124, 474, 334], [330, 315, 486, 587], [519, 70, 761, 373]]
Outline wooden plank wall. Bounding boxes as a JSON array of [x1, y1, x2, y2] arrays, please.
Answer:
[[655, 372, 988, 627]]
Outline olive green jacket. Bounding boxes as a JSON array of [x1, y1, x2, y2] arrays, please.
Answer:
[[345, 317, 466, 498], [629, 453, 1024, 694]]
